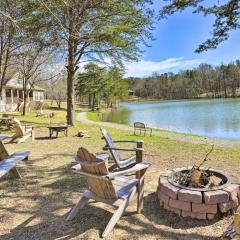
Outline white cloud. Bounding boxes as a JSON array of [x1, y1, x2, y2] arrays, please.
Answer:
[[43, 57, 203, 79], [124, 57, 203, 77]]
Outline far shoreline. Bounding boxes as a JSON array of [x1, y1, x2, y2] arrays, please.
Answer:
[[124, 96, 240, 104]]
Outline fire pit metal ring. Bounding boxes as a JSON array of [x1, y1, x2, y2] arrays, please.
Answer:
[[167, 167, 232, 192]]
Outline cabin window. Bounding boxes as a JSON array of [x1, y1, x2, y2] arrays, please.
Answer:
[[19, 90, 23, 99], [13, 90, 18, 97], [40, 92, 44, 100], [29, 91, 33, 98], [17, 78, 23, 84], [33, 91, 44, 101], [5, 89, 11, 98]]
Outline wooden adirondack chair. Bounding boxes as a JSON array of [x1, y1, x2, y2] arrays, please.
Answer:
[[0, 141, 30, 179], [100, 128, 144, 170], [66, 147, 150, 237], [9, 118, 34, 144]]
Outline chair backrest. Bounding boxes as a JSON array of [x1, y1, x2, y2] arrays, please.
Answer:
[[77, 147, 117, 199], [100, 128, 121, 165], [12, 118, 25, 136], [134, 122, 145, 128]]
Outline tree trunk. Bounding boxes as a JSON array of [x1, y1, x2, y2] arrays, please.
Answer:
[[56, 100, 61, 109], [107, 99, 110, 108], [92, 93, 95, 111], [0, 84, 3, 101], [66, 26, 76, 126], [66, 68, 75, 125], [22, 78, 27, 116], [88, 94, 91, 108]]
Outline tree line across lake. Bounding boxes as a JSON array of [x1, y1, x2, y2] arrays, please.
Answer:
[[128, 60, 240, 100], [45, 59, 240, 110]]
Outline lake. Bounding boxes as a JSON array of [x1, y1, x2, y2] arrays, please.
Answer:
[[101, 98, 240, 140]]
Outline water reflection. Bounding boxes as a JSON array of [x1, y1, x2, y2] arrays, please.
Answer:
[[101, 108, 131, 124], [102, 98, 240, 140]]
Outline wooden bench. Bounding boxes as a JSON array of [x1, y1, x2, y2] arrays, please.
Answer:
[[0, 141, 30, 179], [134, 122, 152, 136]]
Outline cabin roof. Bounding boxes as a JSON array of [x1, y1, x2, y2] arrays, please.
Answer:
[[4, 73, 45, 92], [4, 84, 45, 92]]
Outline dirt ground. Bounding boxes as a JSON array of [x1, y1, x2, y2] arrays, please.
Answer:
[[0, 120, 239, 240]]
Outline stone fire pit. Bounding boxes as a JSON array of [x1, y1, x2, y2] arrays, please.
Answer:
[[158, 167, 240, 220]]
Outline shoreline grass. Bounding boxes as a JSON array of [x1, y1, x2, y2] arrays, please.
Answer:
[[85, 110, 240, 141]]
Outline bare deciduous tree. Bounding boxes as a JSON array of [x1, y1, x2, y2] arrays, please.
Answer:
[[49, 74, 67, 109], [0, 0, 22, 98]]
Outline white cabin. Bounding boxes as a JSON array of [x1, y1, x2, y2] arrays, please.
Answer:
[[0, 74, 45, 112]]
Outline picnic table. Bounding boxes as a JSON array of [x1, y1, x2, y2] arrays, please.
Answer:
[[47, 124, 69, 138], [0, 117, 13, 130]]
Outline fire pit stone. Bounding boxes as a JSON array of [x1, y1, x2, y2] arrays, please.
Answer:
[[204, 190, 229, 204], [178, 189, 202, 203], [158, 168, 240, 220]]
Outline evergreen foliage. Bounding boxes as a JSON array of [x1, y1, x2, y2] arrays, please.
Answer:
[[76, 63, 128, 110]]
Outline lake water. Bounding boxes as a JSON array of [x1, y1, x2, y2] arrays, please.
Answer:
[[102, 98, 240, 140]]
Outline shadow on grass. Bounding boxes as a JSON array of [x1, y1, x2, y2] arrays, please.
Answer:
[[0, 157, 112, 239], [0, 203, 115, 240], [35, 136, 55, 140], [116, 214, 220, 240], [48, 106, 66, 111], [0, 191, 221, 240], [35, 135, 72, 140], [0, 153, 222, 240]]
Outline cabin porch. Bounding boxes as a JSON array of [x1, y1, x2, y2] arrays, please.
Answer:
[[0, 88, 44, 112]]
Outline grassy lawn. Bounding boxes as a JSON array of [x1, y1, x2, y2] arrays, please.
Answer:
[[86, 111, 101, 122], [0, 109, 239, 239], [13, 110, 67, 126]]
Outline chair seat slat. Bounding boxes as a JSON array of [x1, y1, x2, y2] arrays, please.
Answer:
[[0, 151, 30, 177]]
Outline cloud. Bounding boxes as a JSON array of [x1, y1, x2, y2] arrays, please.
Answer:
[[124, 57, 203, 77], [43, 57, 203, 79]]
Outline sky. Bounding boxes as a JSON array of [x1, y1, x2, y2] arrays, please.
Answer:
[[124, 0, 240, 77]]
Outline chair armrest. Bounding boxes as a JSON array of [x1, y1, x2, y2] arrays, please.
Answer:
[[23, 124, 33, 129], [75, 169, 109, 180], [112, 140, 144, 143], [108, 162, 151, 179], [72, 163, 81, 170], [75, 154, 108, 162], [0, 136, 10, 141], [102, 146, 144, 152]]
